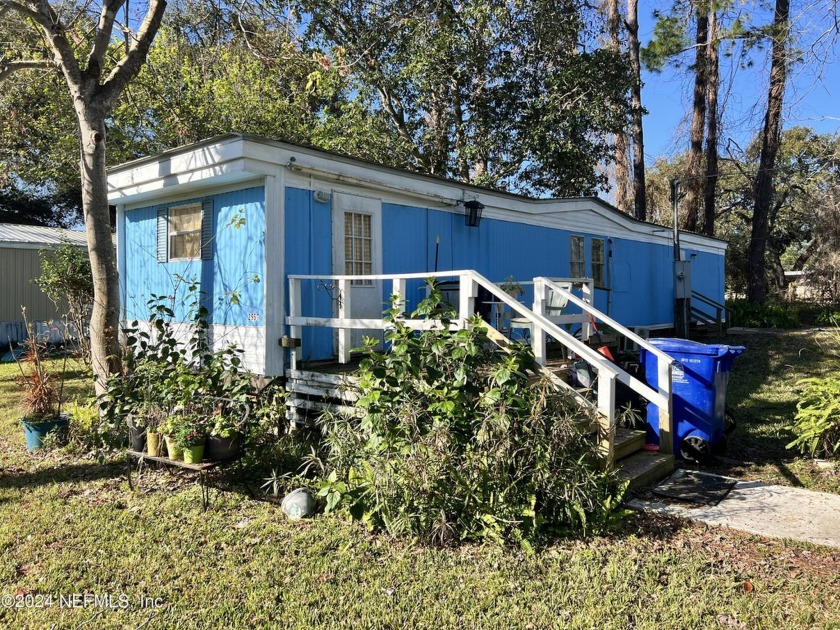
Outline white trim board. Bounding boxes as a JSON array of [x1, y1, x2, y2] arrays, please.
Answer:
[[121, 178, 267, 212]]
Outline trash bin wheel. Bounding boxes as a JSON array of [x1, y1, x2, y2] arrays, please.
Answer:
[[724, 405, 737, 435], [680, 435, 712, 464]]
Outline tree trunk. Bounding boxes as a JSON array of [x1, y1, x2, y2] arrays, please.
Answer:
[[606, 0, 631, 213], [748, 0, 790, 304], [78, 110, 121, 394], [683, 9, 709, 232], [452, 77, 469, 182], [703, 8, 719, 237], [626, 0, 647, 221]]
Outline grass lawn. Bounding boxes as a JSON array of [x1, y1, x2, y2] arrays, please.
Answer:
[[2, 354, 840, 628], [708, 329, 840, 493]]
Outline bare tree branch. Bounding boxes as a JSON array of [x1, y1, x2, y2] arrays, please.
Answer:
[[18, 0, 85, 88], [101, 0, 166, 109], [0, 57, 55, 80], [86, 0, 126, 78]]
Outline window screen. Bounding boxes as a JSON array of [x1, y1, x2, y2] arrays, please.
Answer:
[[570, 235, 585, 278], [592, 238, 606, 288], [344, 212, 373, 286], [169, 204, 202, 261]]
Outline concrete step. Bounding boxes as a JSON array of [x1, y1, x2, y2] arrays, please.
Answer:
[[614, 427, 646, 461], [617, 451, 674, 491]]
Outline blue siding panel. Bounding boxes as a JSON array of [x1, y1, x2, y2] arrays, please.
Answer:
[[609, 237, 675, 327], [123, 187, 265, 326], [285, 189, 726, 362], [284, 188, 334, 361]]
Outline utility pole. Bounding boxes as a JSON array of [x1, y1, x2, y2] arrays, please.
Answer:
[[672, 179, 690, 338]]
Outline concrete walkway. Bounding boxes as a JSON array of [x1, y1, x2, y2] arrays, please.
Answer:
[[630, 472, 840, 549]]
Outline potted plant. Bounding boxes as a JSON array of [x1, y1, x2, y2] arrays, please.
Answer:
[[161, 415, 185, 460], [141, 404, 166, 457], [124, 361, 169, 452], [206, 409, 241, 461], [15, 315, 69, 452], [126, 408, 148, 452], [174, 415, 206, 464]]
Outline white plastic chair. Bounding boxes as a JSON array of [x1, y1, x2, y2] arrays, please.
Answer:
[[508, 282, 572, 341]]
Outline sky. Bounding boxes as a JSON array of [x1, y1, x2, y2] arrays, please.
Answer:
[[637, 0, 840, 162]]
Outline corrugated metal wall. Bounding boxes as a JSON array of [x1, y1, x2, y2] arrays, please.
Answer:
[[0, 247, 60, 322]]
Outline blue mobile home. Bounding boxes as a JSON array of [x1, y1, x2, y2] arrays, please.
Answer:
[[108, 134, 727, 377]]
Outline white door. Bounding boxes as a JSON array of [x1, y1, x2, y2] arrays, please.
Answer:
[[332, 192, 383, 352]]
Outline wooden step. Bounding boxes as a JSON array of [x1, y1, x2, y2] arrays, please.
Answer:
[[614, 427, 646, 461], [616, 451, 674, 490], [289, 369, 357, 386], [287, 381, 359, 402], [285, 397, 360, 417]]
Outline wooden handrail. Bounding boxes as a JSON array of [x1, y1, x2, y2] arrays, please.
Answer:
[[464, 271, 621, 464], [538, 277, 674, 456], [537, 277, 676, 367], [285, 270, 676, 460]]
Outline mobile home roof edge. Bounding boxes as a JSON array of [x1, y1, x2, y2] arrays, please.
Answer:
[[107, 133, 727, 248]]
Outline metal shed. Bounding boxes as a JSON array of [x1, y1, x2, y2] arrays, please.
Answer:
[[0, 223, 87, 347]]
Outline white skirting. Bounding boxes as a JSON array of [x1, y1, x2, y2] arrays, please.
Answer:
[[123, 321, 266, 375]]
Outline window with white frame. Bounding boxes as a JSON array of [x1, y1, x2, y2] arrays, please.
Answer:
[[592, 238, 606, 288], [168, 203, 202, 260], [344, 211, 373, 286], [570, 235, 585, 278]]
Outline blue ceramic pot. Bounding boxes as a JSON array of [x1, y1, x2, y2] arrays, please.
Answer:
[[21, 414, 70, 452]]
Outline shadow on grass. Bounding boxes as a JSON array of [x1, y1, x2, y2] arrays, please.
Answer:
[[0, 460, 124, 492]]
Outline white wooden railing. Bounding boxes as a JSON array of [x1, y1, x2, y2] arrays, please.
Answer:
[[286, 270, 674, 461], [536, 277, 675, 454]]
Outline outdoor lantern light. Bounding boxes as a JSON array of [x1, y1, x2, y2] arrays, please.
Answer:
[[463, 199, 484, 227]]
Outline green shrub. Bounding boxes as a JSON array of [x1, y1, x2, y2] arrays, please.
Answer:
[[35, 241, 94, 363], [98, 284, 260, 455], [64, 399, 125, 456], [317, 282, 625, 547], [786, 375, 840, 458], [728, 299, 800, 329], [812, 306, 840, 327]]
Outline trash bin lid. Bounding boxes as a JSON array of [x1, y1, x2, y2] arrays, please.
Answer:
[[649, 338, 735, 357]]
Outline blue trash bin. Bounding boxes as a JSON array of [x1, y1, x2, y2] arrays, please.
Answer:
[[640, 338, 744, 462]]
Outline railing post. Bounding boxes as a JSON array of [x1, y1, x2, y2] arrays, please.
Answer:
[[532, 277, 547, 366], [338, 278, 352, 363], [657, 358, 674, 455], [581, 279, 594, 341], [597, 370, 616, 467], [392, 278, 407, 315], [288, 277, 302, 371], [459, 272, 477, 327]]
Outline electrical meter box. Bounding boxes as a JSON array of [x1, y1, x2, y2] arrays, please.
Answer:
[[675, 260, 692, 299]]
